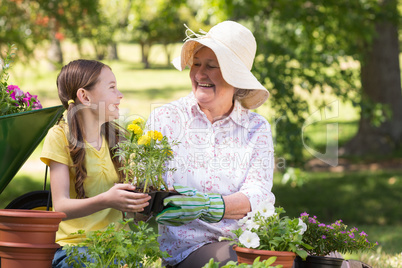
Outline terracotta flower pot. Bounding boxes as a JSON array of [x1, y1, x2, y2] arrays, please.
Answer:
[[0, 209, 66, 268], [294, 255, 344, 268], [233, 245, 296, 268]]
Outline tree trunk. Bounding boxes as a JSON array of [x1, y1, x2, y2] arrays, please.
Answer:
[[344, 3, 402, 156], [163, 43, 173, 66], [47, 18, 63, 71], [47, 36, 63, 71], [107, 43, 119, 60], [140, 42, 151, 69]]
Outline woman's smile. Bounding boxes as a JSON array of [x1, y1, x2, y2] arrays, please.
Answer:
[[190, 47, 235, 112]]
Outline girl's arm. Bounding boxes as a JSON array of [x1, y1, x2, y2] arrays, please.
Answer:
[[49, 161, 151, 220]]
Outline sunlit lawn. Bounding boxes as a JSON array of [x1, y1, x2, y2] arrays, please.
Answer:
[[2, 41, 401, 267]]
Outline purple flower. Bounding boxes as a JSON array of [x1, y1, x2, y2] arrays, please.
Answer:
[[349, 233, 355, 239], [8, 85, 24, 98], [318, 223, 326, 227], [300, 212, 309, 217], [32, 99, 42, 109], [359, 231, 367, 237], [9, 91, 17, 100], [308, 218, 317, 224], [322, 235, 326, 239], [7, 85, 20, 91]]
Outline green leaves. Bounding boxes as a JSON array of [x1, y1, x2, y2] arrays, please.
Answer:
[[202, 256, 278, 268], [65, 218, 169, 268]]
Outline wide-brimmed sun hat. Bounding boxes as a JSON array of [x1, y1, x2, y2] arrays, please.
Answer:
[[172, 20, 269, 109]]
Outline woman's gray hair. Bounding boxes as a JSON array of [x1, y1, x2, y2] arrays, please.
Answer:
[[234, 88, 251, 101]]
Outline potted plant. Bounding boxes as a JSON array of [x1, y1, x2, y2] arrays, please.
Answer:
[[220, 201, 311, 268], [113, 117, 179, 215], [296, 212, 378, 268], [64, 218, 169, 267]]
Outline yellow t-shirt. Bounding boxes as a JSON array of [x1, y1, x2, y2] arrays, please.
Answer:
[[40, 123, 123, 246]]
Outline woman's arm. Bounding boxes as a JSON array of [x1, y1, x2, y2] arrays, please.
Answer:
[[49, 161, 151, 220], [222, 192, 251, 219]]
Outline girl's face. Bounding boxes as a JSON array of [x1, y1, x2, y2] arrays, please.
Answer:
[[87, 67, 123, 121], [190, 47, 235, 110]]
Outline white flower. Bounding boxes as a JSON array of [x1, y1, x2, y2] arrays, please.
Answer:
[[239, 230, 260, 249], [238, 215, 248, 226], [238, 212, 253, 226], [256, 201, 275, 218], [245, 219, 260, 231], [298, 218, 307, 235]]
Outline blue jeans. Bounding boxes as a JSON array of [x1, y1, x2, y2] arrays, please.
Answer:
[[52, 246, 139, 267], [52, 247, 92, 268]]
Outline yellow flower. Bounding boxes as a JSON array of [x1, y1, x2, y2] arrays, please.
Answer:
[[155, 131, 163, 141], [127, 124, 143, 135], [132, 118, 145, 125], [138, 135, 151, 145], [148, 130, 163, 141]]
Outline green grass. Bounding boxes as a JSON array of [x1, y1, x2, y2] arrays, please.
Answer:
[[274, 170, 402, 226]]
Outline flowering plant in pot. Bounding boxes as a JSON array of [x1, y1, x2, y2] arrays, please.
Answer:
[[1, 44, 42, 116], [220, 201, 311, 267], [113, 117, 179, 214], [297, 212, 378, 267], [64, 218, 169, 267]]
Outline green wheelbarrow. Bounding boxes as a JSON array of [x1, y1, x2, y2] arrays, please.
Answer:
[[0, 105, 65, 210]]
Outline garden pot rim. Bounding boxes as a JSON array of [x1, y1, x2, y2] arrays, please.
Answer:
[[0, 241, 60, 249], [0, 209, 66, 219], [233, 245, 297, 256], [306, 255, 345, 261]]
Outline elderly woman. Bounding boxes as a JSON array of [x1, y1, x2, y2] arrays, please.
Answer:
[[146, 21, 275, 268]]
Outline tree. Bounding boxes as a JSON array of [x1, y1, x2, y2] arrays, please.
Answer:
[[0, 0, 49, 60], [197, 0, 401, 165], [98, 0, 134, 60], [344, 0, 402, 156], [125, 0, 191, 68]]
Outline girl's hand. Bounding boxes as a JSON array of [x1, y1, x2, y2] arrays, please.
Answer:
[[103, 183, 151, 213]]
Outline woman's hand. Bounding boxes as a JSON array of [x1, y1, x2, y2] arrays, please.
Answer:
[[102, 183, 151, 213]]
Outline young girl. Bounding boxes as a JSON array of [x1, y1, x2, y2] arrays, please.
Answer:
[[40, 59, 151, 267]]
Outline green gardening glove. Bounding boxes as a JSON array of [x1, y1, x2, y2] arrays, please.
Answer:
[[156, 184, 225, 226]]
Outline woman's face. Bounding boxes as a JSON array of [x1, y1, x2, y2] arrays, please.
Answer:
[[190, 47, 235, 110]]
